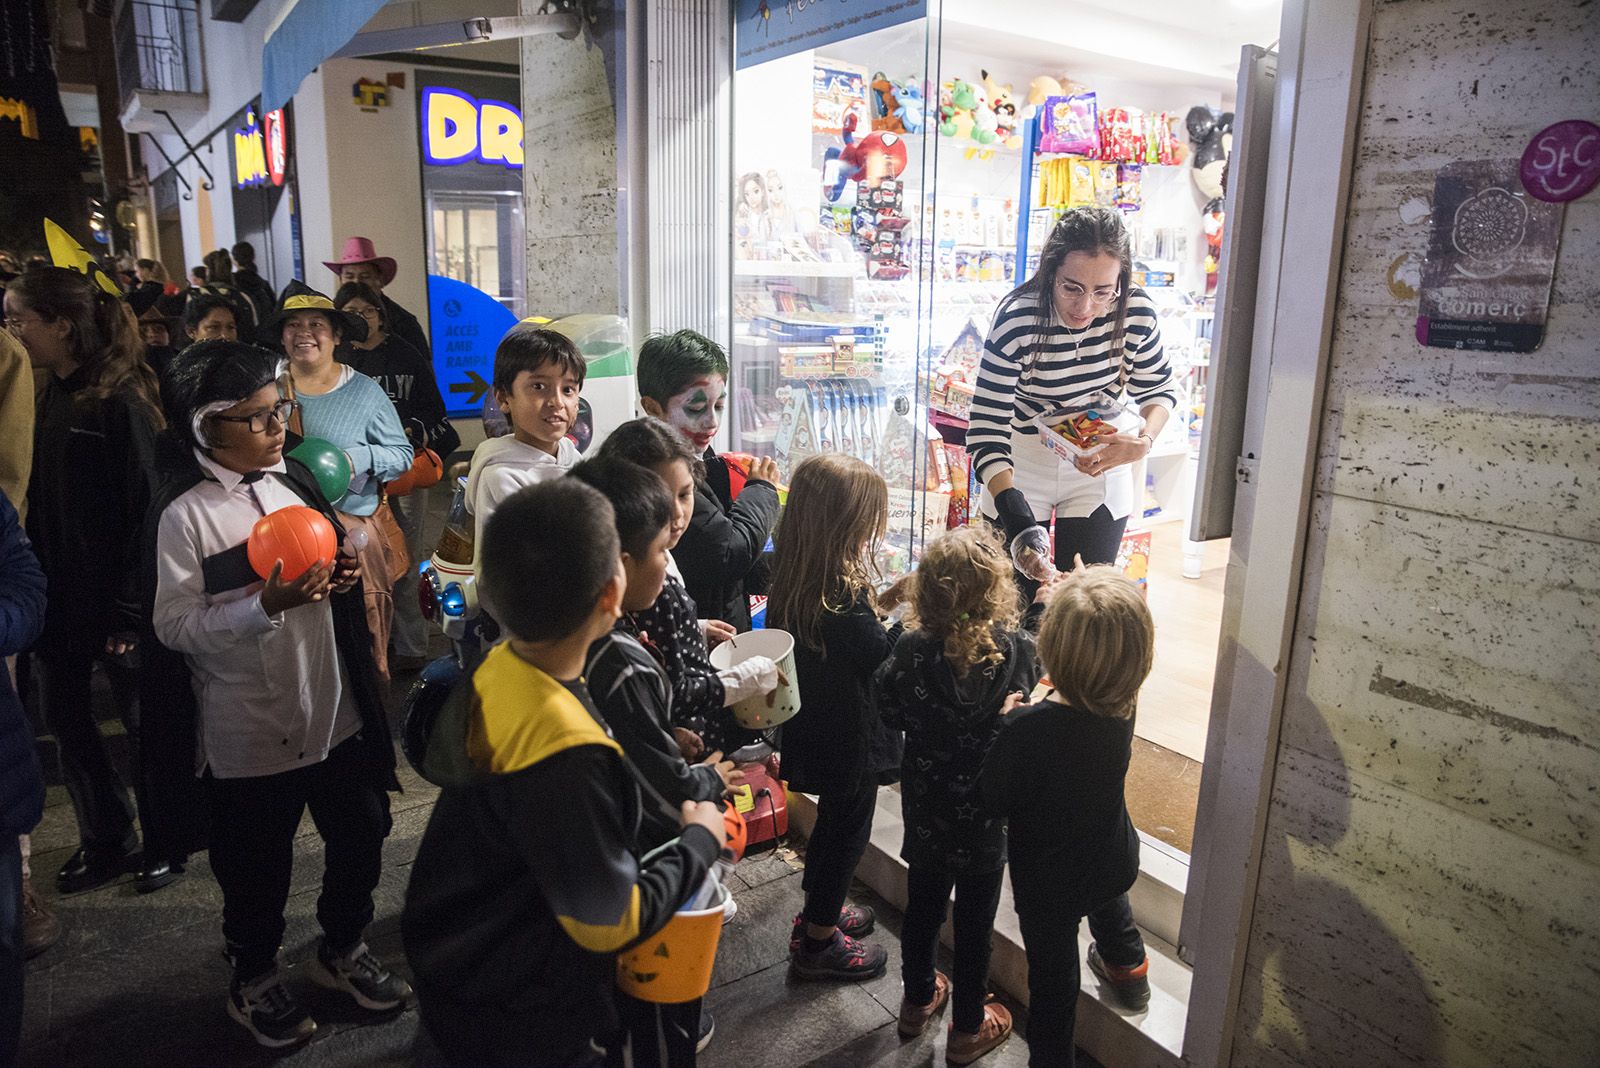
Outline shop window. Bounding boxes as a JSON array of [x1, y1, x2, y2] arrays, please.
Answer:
[[730, 0, 1281, 901], [427, 192, 523, 316]]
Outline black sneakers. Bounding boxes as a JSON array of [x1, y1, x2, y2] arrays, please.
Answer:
[[1087, 943, 1151, 1010], [696, 1008, 716, 1053], [228, 967, 316, 1048], [788, 903, 878, 952], [790, 929, 889, 981], [308, 939, 413, 1011]]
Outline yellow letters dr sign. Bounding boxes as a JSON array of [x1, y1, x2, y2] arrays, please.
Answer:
[[422, 88, 524, 169]]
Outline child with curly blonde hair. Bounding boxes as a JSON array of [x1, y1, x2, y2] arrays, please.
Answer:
[[874, 526, 1042, 1064]]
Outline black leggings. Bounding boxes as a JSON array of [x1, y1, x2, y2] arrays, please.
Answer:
[[902, 864, 1006, 1033], [800, 782, 878, 929], [1051, 505, 1128, 570]]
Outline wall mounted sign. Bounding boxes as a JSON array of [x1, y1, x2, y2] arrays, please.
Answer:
[[421, 87, 524, 169], [233, 108, 287, 188], [1520, 120, 1599, 204], [1416, 159, 1562, 353], [736, 0, 928, 70], [428, 273, 518, 415]]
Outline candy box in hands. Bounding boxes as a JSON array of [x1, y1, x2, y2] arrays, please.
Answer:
[[1033, 390, 1142, 463]]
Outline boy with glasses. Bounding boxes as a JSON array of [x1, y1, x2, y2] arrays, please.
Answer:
[[145, 340, 409, 1048]]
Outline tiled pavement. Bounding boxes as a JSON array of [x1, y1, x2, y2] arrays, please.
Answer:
[[17, 665, 1052, 1068]]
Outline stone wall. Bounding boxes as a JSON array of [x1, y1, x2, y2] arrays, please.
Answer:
[[1231, 1, 1598, 1065]]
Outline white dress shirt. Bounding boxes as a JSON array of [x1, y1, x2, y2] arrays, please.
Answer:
[[153, 450, 361, 779]]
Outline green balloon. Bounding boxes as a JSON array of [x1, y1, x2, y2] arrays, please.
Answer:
[[289, 437, 353, 502]]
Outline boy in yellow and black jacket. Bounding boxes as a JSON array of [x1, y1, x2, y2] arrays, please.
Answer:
[[401, 479, 724, 1067]]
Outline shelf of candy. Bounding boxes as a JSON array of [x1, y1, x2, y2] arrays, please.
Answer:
[[771, 378, 892, 484]]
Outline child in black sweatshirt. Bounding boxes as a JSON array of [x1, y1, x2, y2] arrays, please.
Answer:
[[402, 480, 724, 1067], [978, 565, 1156, 1068], [875, 526, 1042, 1064]]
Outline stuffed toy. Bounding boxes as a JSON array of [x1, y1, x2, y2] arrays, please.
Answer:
[[870, 72, 904, 133], [823, 113, 909, 202], [938, 79, 979, 140], [895, 79, 925, 133], [970, 81, 999, 145], [983, 70, 1022, 148]]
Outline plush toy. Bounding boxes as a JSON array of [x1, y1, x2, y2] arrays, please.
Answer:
[[983, 70, 1022, 148], [895, 79, 925, 133], [1026, 75, 1065, 108], [939, 79, 979, 140], [969, 81, 998, 145], [870, 72, 904, 133]]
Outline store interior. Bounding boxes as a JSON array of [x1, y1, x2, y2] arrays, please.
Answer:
[[731, 0, 1282, 854]]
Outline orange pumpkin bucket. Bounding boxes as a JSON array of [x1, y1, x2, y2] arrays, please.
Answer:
[[615, 881, 728, 1004]]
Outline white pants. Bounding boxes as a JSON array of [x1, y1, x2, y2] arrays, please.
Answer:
[[977, 430, 1136, 523]]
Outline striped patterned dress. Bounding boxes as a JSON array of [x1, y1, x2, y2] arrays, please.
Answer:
[[966, 287, 1177, 490]]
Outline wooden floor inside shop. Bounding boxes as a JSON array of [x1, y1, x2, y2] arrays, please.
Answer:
[[1124, 523, 1228, 854]]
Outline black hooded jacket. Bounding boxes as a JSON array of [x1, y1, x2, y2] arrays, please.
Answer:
[[674, 453, 779, 632], [136, 434, 399, 861]]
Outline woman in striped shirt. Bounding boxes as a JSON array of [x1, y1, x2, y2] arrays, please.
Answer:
[[968, 207, 1177, 571]]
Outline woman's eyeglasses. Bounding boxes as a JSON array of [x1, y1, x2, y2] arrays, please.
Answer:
[[1054, 280, 1121, 306], [212, 399, 298, 434]]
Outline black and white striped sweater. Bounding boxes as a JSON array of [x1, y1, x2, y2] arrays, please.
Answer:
[[966, 288, 1177, 484]]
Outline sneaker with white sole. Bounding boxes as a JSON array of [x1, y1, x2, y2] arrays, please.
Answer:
[[308, 939, 412, 1011], [227, 967, 316, 1048]]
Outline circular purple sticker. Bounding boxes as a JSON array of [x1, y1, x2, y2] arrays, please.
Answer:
[[1520, 120, 1600, 203]]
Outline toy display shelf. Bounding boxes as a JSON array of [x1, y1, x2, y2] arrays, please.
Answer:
[[734, 259, 860, 278]]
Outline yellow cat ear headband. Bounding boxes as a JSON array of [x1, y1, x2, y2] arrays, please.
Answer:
[[44, 218, 122, 296]]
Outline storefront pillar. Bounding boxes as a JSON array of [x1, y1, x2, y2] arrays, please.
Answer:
[[518, 2, 622, 318]]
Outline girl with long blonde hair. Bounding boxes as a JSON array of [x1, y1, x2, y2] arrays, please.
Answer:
[[768, 453, 896, 980], [875, 526, 1041, 1061]]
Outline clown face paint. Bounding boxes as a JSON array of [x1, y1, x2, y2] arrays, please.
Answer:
[[661, 375, 726, 453]]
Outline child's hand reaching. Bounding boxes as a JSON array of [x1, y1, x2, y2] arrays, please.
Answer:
[[673, 727, 705, 761], [1000, 691, 1027, 716], [260, 559, 334, 616], [702, 751, 747, 790], [746, 455, 781, 485], [680, 799, 726, 847], [702, 619, 737, 648]]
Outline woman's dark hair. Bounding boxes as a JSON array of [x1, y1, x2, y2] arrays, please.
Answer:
[[1004, 206, 1134, 368], [203, 248, 233, 286], [480, 479, 619, 642], [333, 281, 386, 329], [492, 323, 587, 393], [595, 416, 706, 480], [189, 265, 207, 283], [182, 292, 238, 335], [7, 267, 164, 428], [567, 456, 673, 559], [636, 329, 729, 404]]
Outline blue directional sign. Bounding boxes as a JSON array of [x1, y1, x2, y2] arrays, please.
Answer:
[[427, 273, 518, 416]]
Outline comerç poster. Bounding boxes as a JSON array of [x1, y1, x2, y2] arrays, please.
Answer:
[[736, 0, 928, 70], [1416, 159, 1563, 354]]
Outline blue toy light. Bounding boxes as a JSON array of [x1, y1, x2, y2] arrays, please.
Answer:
[[440, 582, 467, 617]]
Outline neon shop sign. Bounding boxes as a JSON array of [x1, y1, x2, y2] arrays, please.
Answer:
[[421, 88, 525, 169], [233, 108, 287, 189]]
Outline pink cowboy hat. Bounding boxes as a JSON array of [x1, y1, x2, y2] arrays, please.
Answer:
[[322, 236, 398, 286]]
